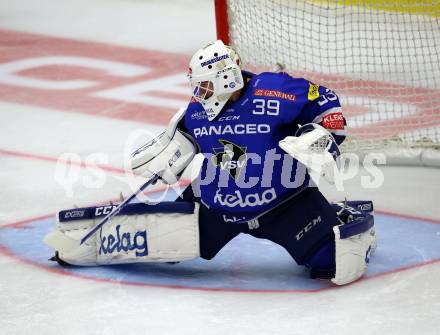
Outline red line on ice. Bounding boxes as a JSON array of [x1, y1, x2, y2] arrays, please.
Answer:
[[0, 243, 335, 293], [0, 239, 439, 294], [375, 209, 440, 225], [0, 148, 127, 174]]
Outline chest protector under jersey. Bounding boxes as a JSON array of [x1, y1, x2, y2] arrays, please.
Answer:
[[182, 71, 343, 222]]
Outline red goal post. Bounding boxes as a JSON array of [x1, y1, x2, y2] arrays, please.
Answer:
[[214, 0, 440, 166]]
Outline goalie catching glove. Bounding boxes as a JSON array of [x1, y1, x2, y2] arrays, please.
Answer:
[[279, 123, 341, 183], [131, 108, 197, 184]]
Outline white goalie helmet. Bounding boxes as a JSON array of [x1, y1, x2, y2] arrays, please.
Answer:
[[188, 40, 244, 121]]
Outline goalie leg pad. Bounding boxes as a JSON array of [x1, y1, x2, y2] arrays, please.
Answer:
[[331, 209, 377, 285], [307, 201, 377, 285], [44, 202, 200, 266]]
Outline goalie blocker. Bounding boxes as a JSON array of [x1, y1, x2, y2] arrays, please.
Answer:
[[130, 107, 197, 184]]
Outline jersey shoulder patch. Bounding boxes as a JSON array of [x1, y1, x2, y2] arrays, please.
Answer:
[[307, 82, 320, 101]]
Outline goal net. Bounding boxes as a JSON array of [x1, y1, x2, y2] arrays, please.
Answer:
[[215, 0, 440, 165]]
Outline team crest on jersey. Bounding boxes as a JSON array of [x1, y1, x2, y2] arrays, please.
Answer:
[[211, 139, 247, 180]]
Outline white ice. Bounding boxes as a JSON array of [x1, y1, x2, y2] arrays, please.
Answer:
[[0, 1, 439, 335]]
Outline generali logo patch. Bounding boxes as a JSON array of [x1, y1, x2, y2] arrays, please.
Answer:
[[253, 89, 296, 101]]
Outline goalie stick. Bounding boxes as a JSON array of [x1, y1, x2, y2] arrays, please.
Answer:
[[79, 173, 161, 245]]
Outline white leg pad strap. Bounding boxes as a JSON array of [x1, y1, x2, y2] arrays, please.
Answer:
[[44, 202, 200, 266], [331, 214, 377, 285]]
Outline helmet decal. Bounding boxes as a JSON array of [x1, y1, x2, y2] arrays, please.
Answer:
[[200, 54, 229, 67], [188, 40, 244, 121]]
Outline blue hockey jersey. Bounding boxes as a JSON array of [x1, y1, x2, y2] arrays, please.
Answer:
[[181, 71, 345, 222]]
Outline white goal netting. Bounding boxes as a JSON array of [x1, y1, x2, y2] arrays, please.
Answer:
[[222, 0, 440, 162]]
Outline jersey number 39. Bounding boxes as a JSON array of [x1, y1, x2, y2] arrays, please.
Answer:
[[252, 99, 280, 116]]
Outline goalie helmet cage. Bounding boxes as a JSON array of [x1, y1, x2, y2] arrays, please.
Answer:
[[214, 0, 440, 166]]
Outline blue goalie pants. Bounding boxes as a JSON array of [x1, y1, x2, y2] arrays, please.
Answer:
[[178, 186, 340, 272]]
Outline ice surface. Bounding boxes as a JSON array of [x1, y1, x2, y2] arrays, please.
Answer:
[[0, 1, 439, 335]]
